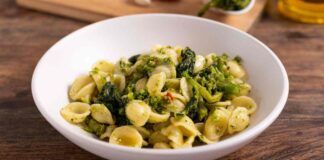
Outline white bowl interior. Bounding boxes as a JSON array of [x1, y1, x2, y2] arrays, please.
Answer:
[[32, 14, 288, 160]]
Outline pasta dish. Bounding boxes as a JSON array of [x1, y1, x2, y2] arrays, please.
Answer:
[[60, 45, 257, 149]]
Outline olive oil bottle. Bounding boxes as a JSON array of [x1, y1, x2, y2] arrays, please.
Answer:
[[278, 0, 324, 24]]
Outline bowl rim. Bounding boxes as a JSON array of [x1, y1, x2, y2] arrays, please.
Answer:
[[31, 13, 289, 155]]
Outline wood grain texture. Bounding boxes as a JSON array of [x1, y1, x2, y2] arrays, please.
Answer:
[[0, 0, 324, 159], [16, 0, 267, 31]]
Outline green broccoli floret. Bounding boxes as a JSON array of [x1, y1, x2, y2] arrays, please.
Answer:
[[83, 117, 106, 136], [198, 0, 251, 17], [193, 55, 241, 99], [147, 96, 164, 113], [187, 77, 223, 103], [176, 47, 196, 77]]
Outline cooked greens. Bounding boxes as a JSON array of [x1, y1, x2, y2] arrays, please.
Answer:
[[61, 45, 257, 149]]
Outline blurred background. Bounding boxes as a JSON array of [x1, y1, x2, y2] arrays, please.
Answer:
[[0, 0, 323, 160]]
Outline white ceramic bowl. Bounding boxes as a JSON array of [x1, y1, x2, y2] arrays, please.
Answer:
[[31, 14, 289, 160]]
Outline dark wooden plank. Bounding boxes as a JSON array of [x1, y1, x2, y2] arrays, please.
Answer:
[[0, 0, 323, 159]]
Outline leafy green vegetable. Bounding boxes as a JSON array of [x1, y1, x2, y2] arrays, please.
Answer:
[[147, 96, 164, 113], [187, 77, 223, 103], [194, 55, 241, 98], [176, 47, 196, 77], [96, 82, 130, 125], [198, 103, 208, 122], [184, 87, 200, 120], [198, 0, 251, 16], [83, 117, 106, 136], [128, 54, 141, 64], [233, 56, 242, 64]]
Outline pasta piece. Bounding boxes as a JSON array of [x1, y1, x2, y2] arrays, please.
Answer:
[[151, 65, 177, 79], [239, 83, 251, 96], [92, 60, 115, 74], [193, 55, 206, 73], [69, 75, 96, 103], [205, 53, 217, 67], [227, 60, 246, 79], [148, 111, 170, 123], [100, 125, 116, 139], [227, 107, 250, 134], [112, 74, 126, 92], [165, 48, 179, 65], [135, 78, 148, 92], [195, 122, 205, 133], [133, 126, 151, 139], [206, 100, 232, 110], [60, 102, 90, 123], [146, 72, 166, 96], [180, 77, 192, 102], [166, 99, 186, 113], [109, 126, 143, 148], [171, 136, 195, 149], [197, 134, 215, 144], [165, 79, 180, 90], [149, 131, 169, 144], [90, 69, 110, 91], [161, 125, 184, 147], [126, 100, 151, 127], [171, 116, 199, 137], [153, 142, 171, 149], [204, 107, 231, 141], [152, 120, 170, 131], [142, 140, 149, 146], [232, 96, 257, 114], [90, 104, 114, 124], [164, 91, 187, 103]]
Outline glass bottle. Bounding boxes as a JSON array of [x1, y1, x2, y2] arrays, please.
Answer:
[[278, 0, 324, 24]]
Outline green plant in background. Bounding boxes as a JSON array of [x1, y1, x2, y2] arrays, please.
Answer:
[[198, 0, 251, 16]]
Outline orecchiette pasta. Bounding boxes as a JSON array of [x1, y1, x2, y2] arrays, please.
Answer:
[[90, 70, 110, 91], [180, 77, 192, 102], [135, 77, 147, 92], [149, 131, 169, 144], [151, 65, 176, 79], [109, 126, 143, 148], [126, 100, 151, 127], [204, 108, 231, 141], [69, 75, 96, 103], [148, 111, 170, 123], [194, 55, 206, 73], [92, 60, 115, 74], [60, 102, 90, 123], [165, 79, 180, 90], [232, 96, 257, 114], [146, 72, 166, 96], [153, 142, 171, 149], [227, 60, 246, 79], [171, 116, 199, 137], [112, 74, 126, 92], [227, 107, 250, 134], [100, 125, 116, 139], [205, 53, 216, 67], [166, 98, 186, 113], [90, 104, 114, 124], [61, 45, 257, 149]]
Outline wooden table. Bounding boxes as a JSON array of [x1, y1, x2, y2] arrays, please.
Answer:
[[0, 0, 323, 159]]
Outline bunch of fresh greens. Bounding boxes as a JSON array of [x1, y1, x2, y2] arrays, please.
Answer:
[[198, 0, 251, 16]]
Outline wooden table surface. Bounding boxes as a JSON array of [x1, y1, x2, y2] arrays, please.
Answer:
[[0, 0, 323, 159]]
